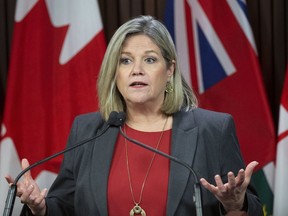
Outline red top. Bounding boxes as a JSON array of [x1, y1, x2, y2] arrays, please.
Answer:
[[108, 125, 171, 215]]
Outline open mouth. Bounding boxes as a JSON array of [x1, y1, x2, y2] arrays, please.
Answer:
[[130, 82, 148, 87]]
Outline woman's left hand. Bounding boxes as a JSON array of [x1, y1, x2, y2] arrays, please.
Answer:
[[200, 161, 258, 213]]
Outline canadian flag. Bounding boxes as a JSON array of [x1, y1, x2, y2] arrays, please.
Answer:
[[0, 0, 106, 214]]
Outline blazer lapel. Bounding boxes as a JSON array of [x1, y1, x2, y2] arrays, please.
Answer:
[[90, 125, 119, 215], [86, 111, 198, 215], [166, 111, 198, 216]]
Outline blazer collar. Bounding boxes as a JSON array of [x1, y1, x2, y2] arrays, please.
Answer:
[[90, 123, 119, 215], [166, 110, 198, 216], [90, 110, 198, 215]]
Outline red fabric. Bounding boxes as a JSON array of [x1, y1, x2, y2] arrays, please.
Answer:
[[108, 125, 171, 216], [1, 0, 106, 176], [179, 0, 276, 169]]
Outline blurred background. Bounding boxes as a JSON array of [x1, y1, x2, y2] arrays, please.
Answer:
[[1, 0, 287, 125], [0, 0, 287, 215]]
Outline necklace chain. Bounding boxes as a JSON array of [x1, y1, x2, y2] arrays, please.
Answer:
[[124, 116, 168, 206]]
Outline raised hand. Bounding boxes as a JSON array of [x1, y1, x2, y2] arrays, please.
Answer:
[[200, 161, 258, 214], [5, 158, 47, 216]]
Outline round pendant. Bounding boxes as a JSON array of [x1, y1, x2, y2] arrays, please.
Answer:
[[129, 204, 146, 216]]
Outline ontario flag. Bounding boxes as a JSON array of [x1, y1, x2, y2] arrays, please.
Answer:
[[273, 67, 288, 215], [0, 0, 106, 214], [165, 0, 276, 214]]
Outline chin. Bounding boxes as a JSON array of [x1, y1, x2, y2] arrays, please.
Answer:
[[128, 96, 149, 103]]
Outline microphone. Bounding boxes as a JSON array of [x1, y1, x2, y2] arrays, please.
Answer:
[[3, 112, 119, 216], [113, 112, 203, 216]]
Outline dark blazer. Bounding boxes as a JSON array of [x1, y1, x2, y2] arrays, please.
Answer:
[[25, 108, 263, 215]]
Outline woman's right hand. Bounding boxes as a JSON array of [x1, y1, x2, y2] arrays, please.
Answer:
[[5, 158, 47, 216]]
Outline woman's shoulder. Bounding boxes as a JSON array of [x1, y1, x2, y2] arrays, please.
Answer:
[[72, 111, 104, 128], [178, 108, 231, 119], [192, 107, 231, 119], [75, 111, 102, 120], [68, 112, 105, 140], [175, 108, 234, 128]]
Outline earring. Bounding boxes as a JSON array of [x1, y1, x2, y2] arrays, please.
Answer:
[[165, 82, 173, 93]]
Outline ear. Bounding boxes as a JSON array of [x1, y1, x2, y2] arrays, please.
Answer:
[[167, 60, 175, 80]]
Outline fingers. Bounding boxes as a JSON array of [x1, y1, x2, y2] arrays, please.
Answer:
[[246, 161, 259, 171], [227, 171, 237, 189], [5, 171, 25, 197], [21, 158, 30, 170], [200, 162, 259, 212], [4, 158, 32, 185], [234, 168, 245, 188], [233, 161, 258, 189], [201, 174, 229, 194], [201, 162, 259, 198], [20, 184, 34, 203], [5, 158, 38, 198], [215, 175, 226, 193], [5, 175, 15, 185], [22, 158, 33, 184], [244, 161, 259, 181], [34, 188, 48, 205], [20, 185, 47, 203], [200, 178, 218, 194]]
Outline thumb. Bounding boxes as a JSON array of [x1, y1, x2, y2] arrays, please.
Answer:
[[245, 161, 259, 182]]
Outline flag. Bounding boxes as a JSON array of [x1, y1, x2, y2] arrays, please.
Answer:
[[0, 0, 106, 214], [164, 0, 276, 214], [273, 67, 288, 215]]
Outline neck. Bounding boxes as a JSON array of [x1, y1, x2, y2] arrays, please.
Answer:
[[125, 111, 172, 132]]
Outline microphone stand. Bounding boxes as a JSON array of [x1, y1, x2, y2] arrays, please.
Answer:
[[3, 111, 203, 215], [3, 121, 113, 216], [119, 127, 203, 216]]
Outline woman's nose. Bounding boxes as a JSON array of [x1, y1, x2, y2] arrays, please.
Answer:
[[131, 61, 144, 75]]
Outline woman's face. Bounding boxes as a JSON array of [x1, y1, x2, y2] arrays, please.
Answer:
[[116, 34, 174, 110]]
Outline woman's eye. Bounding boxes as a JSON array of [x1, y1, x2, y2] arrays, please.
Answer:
[[145, 57, 156, 64], [119, 58, 131, 65]]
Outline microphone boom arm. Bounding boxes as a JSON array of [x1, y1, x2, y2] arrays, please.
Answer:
[[3, 123, 111, 216], [119, 127, 203, 216]]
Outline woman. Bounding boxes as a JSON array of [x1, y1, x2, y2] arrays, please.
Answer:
[[6, 15, 263, 215]]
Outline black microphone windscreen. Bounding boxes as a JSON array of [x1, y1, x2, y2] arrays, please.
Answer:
[[117, 112, 126, 126], [107, 111, 126, 127], [107, 111, 119, 126]]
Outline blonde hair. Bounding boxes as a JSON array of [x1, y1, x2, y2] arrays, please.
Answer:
[[97, 15, 198, 120]]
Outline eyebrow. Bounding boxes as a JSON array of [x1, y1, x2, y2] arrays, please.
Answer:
[[120, 50, 160, 55]]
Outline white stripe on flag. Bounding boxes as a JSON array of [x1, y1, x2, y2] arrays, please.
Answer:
[[174, 0, 192, 87], [0, 126, 23, 215], [187, 0, 236, 93], [278, 105, 288, 134], [226, 0, 258, 54], [273, 135, 288, 215], [263, 161, 275, 192]]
